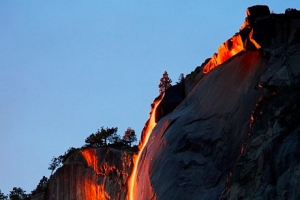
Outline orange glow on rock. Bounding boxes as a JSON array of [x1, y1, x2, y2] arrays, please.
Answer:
[[203, 33, 244, 74], [83, 179, 110, 200], [240, 144, 245, 154], [127, 94, 164, 200], [249, 29, 262, 49], [81, 149, 112, 200], [202, 8, 265, 75], [240, 20, 249, 31], [81, 149, 100, 174]]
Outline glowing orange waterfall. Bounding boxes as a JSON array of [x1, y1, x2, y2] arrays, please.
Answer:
[[81, 149, 111, 200], [127, 93, 164, 200], [203, 33, 245, 74], [81, 149, 100, 174]]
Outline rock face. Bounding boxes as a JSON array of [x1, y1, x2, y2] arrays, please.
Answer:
[[40, 6, 300, 200], [134, 6, 300, 200], [221, 88, 300, 199], [135, 51, 268, 200], [156, 84, 184, 122], [45, 148, 134, 200], [185, 5, 300, 94]]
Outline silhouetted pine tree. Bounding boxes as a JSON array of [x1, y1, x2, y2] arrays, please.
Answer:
[[158, 71, 172, 94]]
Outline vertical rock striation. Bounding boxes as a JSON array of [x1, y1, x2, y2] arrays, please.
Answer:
[[45, 148, 134, 200]]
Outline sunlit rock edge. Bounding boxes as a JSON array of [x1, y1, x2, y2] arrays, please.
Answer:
[[43, 148, 134, 200]]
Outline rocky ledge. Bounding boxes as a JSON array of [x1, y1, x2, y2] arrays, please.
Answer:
[[43, 148, 134, 200]]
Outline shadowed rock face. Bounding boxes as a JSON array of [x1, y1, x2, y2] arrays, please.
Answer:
[[135, 51, 268, 200], [221, 89, 300, 200], [134, 6, 300, 200], [221, 43, 300, 200]]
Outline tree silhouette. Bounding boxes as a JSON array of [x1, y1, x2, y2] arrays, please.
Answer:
[[48, 156, 62, 175], [122, 127, 137, 147], [108, 131, 121, 144], [104, 127, 118, 145], [177, 73, 184, 84], [85, 127, 118, 147], [59, 147, 78, 164], [0, 190, 7, 200], [31, 176, 48, 195], [84, 131, 104, 147], [9, 187, 30, 200], [158, 71, 172, 94]]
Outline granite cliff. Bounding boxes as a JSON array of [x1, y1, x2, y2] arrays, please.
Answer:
[[41, 148, 134, 200], [133, 5, 300, 200], [38, 5, 300, 200]]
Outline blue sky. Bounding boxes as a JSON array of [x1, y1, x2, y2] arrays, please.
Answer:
[[1, 0, 299, 195]]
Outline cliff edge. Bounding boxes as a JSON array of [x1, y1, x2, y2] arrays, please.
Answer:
[[134, 5, 300, 200], [44, 148, 134, 200]]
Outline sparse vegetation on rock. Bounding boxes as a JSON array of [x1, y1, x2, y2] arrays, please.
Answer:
[[31, 176, 48, 196], [84, 126, 118, 147]]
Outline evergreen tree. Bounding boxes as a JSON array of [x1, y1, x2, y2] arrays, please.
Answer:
[[0, 190, 7, 200], [158, 71, 172, 94], [31, 176, 48, 195], [48, 156, 62, 175], [85, 131, 104, 147], [59, 147, 78, 164], [122, 127, 137, 147], [177, 73, 184, 84], [103, 127, 118, 145], [108, 131, 121, 144], [9, 187, 30, 200], [85, 127, 118, 147]]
